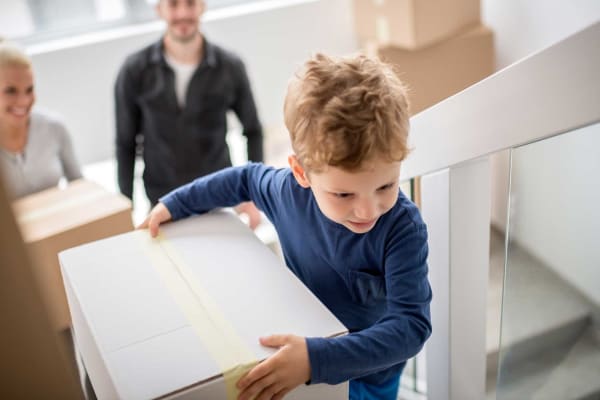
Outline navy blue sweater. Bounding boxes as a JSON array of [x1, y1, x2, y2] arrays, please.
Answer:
[[161, 163, 432, 385]]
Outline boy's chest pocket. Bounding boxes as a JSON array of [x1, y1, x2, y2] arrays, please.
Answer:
[[347, 269, 386, 306]]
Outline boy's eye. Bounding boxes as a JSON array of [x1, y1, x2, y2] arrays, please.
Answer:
[[3, 87, 17, 95], [377, 183, 394, 191], [333, 192, 353, 199]]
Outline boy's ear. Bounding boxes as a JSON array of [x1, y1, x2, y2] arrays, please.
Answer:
[[288, 155, 310, 188]]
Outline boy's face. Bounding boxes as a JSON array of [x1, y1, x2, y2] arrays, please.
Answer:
[[289, 156, 401, 234], [156, 0, 204, 43]]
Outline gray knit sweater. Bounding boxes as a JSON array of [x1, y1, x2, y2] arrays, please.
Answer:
[[0, 109, 82, 199]]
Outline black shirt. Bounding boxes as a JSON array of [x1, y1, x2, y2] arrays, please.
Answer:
[[115, 36, 263, 205]]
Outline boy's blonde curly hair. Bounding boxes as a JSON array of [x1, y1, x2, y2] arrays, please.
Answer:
[[285, 53, 410, 172]]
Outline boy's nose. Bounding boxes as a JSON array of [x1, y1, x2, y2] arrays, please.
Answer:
[[354, 198, 378, 221]]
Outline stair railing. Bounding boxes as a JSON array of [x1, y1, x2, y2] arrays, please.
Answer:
[[401, 21, 600, 400]]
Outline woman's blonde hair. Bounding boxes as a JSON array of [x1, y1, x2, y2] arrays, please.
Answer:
[[285, 53, 410, 172], [0, 38, 32, 69]]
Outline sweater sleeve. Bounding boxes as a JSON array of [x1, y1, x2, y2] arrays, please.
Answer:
[[159, 162, 284, 221], [306, 222, 432, 384]]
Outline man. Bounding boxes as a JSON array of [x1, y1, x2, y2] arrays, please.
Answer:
[[115, 0, 262, 227]]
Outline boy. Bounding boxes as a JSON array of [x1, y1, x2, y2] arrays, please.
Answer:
[[140, 53, 432, 400]]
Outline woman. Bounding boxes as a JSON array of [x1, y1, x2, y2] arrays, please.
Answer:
[[0, 39, 82, 199]]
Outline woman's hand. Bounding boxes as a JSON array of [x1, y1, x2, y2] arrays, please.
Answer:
[[137, 202, 172, 237]]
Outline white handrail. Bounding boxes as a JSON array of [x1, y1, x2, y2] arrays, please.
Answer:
[[401, 21, 600, 181]]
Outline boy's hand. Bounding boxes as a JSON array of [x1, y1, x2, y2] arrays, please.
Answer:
[[137, 202, 172, 238], [234, 201, 261, 230], [237, 334, 310, 400]]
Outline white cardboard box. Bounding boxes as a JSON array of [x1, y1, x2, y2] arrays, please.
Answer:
[[60, 211, 348, 399]]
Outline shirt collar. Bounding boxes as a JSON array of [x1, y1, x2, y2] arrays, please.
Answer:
[[150, 35, 217, 68]]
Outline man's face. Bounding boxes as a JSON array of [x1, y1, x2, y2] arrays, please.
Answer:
[[291, 157, 402, 234], [156, 0, 204, 43]]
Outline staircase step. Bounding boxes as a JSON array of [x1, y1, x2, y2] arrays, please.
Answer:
[[491, 326, 600, 400], [532, 327, 600, 399], [486, 228, 595, 397], [488, 229, 591, 353]]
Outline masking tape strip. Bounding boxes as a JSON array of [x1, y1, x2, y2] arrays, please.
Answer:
[[17, 189, 107, 223], [135, 231, 258, 399]]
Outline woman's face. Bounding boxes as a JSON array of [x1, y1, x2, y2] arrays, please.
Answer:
[[0, 65, 35, 128]]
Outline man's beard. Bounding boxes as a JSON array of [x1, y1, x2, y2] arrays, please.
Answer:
[[169, 21, 199, 43]]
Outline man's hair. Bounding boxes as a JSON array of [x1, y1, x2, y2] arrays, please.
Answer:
[[285, 53, 410, 172], [0, 39, 32, 69]]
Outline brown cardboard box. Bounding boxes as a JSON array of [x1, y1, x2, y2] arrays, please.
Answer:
[[12, 179, 133, 330], [372, 25, 495, 115], [0, 173, 83, 399], [354, 0, 480, 49]]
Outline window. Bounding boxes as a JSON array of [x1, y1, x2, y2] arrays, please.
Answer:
[[0, 0, 253, 45]]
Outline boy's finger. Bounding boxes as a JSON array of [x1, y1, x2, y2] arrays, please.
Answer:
[[259, 334, 288, 348], [149, 219, 159, 238], [248, 213, 261, 230], [254, 382, 283, 400], [238, 373, 278, 400], [237, 360, 271, 390], [272, 388, 291, 400]]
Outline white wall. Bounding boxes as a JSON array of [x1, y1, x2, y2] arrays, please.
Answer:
[[482, 0, 600, 71], [25, 0, 357, 165], [0, 0, 35, 38], [481, 0, 600, 230], [480, 0, 600, 304]]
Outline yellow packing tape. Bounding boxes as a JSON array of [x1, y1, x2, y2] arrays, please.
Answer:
[[17, 190, 107, 223], [135, 231, 258, 399]]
